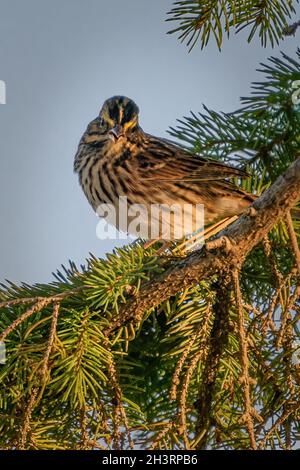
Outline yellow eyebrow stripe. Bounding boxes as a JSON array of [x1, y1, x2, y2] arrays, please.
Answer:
[[124, 120, 137, 131], [101, 109, 115, 127]]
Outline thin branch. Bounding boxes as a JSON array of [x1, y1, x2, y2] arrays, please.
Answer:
[[106, 349, 134, 450], [15, 302, 62, 449], [286, 211, 300, 277], [262, 269, 297, 335], [262, 236, 283, 286], [276, 286, 299, 349], [195, 279, 231, 449], [79, 405, 89, 450], [0, 285, 87, 310], [0, 299, 50, 342], [39, 302, 60, 378], [232, 269, 257, 450], [18, 386, 39, 449], [150, 421, 176, 450], [179, 349, 203, 450], [258, 402, 300, 449], [170, 302, 212, 401], [0, 286, 87, 342]]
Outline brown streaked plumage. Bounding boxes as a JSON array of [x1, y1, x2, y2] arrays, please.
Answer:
[[74, 96, 253, 240]]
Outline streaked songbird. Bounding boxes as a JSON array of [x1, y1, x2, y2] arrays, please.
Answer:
[[74, 96, 253, 242]]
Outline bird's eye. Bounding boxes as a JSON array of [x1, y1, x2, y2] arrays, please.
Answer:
[[99, 117, 105, 127]]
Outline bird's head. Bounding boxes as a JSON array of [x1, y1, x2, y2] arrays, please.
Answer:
[[99, 96, 140, 142]]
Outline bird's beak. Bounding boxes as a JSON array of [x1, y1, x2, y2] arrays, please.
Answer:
[[109, 125, 124, 142]]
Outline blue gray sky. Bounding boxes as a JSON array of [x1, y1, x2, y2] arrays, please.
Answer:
[[0, 0, 299, 284]]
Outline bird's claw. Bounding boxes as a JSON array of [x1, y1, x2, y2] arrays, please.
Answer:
[[206, 235, 233, 254]]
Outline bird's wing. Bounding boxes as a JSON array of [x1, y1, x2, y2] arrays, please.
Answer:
[[132, 134, 249, 182]]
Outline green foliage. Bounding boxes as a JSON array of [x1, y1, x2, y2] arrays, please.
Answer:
[[169, 49, 300, 180], [1, 47, 300, 449], [0, 247, 162, 449], [166, 0, 299, 51]]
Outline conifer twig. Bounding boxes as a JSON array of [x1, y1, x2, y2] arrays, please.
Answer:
[[18, 387, 39, 450], [258, 402, 300, 449], [0, 286, 87, 342], [286, 211, 300, 277], [232, 269, 256, 450]]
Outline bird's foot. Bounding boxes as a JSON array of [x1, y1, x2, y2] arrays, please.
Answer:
[[248, 207, 257, 217], [206, 235, 233, 254]]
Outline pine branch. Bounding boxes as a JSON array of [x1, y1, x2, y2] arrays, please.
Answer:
[[166, 0, 299, 50], [195, 279, 231, 449], [106, 155, 300, 335]]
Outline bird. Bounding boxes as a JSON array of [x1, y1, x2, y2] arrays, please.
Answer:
[[74, 95, 253, 244]]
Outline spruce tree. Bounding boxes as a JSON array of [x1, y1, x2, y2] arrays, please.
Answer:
[[0, 2, 300, 450]]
